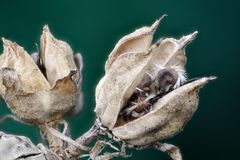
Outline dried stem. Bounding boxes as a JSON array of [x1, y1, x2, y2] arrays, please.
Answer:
[[76, 120, 100, 145], [38, 122, 66, 159], [65, 120, 101, 159], [0, 115, 183, 160]]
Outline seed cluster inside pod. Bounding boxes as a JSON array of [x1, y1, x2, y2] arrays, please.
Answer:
[[112, 77, 215, 146], [94, 16, 216, 148], [115, 67, 185, 127], [95, 15, 202, 130], [113, 32, 198, 127]]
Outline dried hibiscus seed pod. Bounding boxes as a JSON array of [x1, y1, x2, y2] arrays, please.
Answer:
[[95, 15, 216, 152], [0, 26, 83, 125]]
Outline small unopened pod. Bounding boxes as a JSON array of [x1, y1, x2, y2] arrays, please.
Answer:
[[95, 17, 215, 146], [0, 26, 83, 124]]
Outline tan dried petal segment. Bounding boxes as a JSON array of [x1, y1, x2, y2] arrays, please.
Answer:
[[40, 25, 77, 88], [105, 15, 166, 71], [95, 18, 166, 129], [165, 31, 198, 70], [112, 77, 215, 145], [96, 50, 154, 129], [147, 31, 198, 78], [0, 39, 50, 93]]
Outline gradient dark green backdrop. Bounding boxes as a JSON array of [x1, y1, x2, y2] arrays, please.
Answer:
[[0, 0, 239, 160]]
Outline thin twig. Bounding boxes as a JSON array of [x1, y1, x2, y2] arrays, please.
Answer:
[[45, 123, 91, 152], [59, 120, 69, 136], [76, 120, 100, 145], [64, 120, 101, 159]]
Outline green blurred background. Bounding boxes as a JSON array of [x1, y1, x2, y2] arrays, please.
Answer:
[[0, 0, 239, 159]]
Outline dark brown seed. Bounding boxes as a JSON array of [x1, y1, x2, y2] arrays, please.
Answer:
[[137, 73, 153, 91], [155, 68, 178, 92]]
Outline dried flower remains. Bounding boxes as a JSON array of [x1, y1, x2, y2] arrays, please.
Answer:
[[95, 16, 216, 147], [0, 26, 83, 125]]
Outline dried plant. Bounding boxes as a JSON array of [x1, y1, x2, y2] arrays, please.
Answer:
[[0, 15, 215, 160]]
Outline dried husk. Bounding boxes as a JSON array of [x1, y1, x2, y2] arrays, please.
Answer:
[[112, 77, 215, 145], [147, 32, 198, 78], [105, 16, 164, 71], [40, 25, 77, 88], [95, 18, 164, 129], [95, 18, 214, 146], [0, 39, 51, 93], [0, 27, 81, 124], [95, 18, 197, 129]]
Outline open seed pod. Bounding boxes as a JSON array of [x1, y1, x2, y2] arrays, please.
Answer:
[[0, 26, 83, 124], [95, 17, 215, 146]]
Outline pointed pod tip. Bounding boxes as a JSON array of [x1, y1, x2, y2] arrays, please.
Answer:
[[198, 76, 217, 87], [207, 76, 217, 81], [43, 25, 50, 32], [42, 25, 53, 38], [159, 14, 168, 20], [42, 25, 53, 41], [189, 31, 198, 40], [2, 38, 15, 48], [151, 14, 167, 33], [179, 31, 199, 48], [199, 76, 217, 88], [182, 76, 217, 92], [2, 38, 10, 44], [1, 39, 28, 57], [2, 37, 6, 42], [185, 31, 198, 41], [157, 14, 167, 22]]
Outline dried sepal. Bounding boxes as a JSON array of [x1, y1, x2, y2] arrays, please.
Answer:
[[105, 15, 166, 71], [0, 26, 83, 124], [95, 17, 166, 129], [112, 77, 215, 145], [1, 39, 50, 93], [96, 50, 154, 129], [95, 21, 198, 129], [165, 31, 198, 71], [95, 17, 215, 148], [40, 25, 77, 88]]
